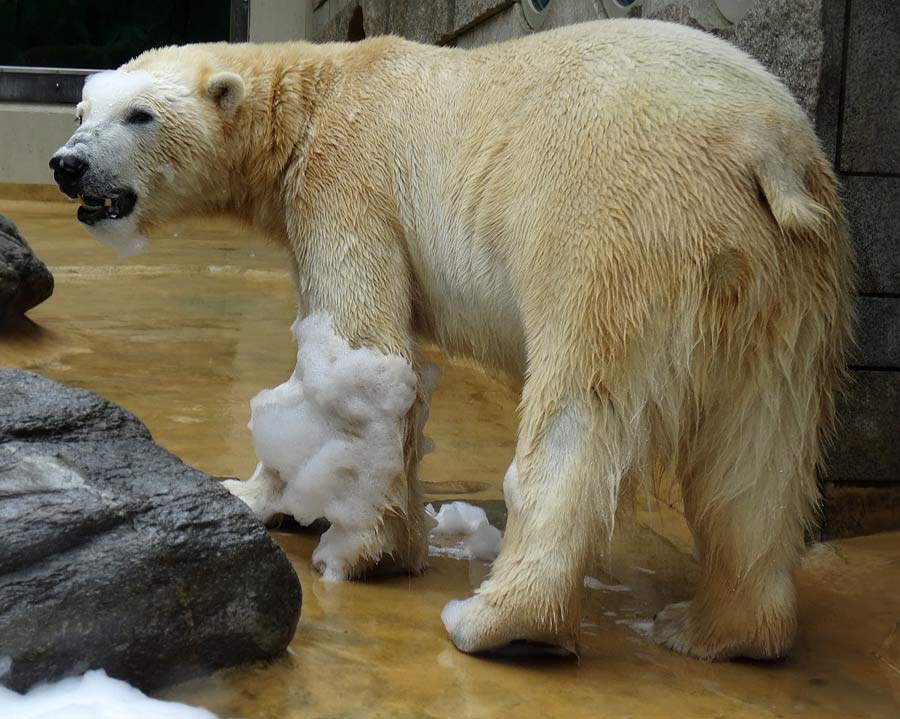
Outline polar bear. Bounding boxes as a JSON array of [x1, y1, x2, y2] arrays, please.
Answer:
[[50, 19, 853, 661]]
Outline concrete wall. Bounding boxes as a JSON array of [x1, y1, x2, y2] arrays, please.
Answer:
[[0, 104, 75, 186], [313, 0, 900, 538]]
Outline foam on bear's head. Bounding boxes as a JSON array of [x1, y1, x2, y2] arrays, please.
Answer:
[[65, 70, 158, 258], [82, 71, 156, 121], [84, 218, 149, 259]]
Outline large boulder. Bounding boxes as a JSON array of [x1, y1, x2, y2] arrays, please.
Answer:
[[0, 369, 302, 693], [0, 215, 54, 323]]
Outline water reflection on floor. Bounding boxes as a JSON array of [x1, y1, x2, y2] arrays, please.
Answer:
[[2, 194, 899, 718]]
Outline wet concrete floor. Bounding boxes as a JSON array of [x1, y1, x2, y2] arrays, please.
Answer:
[[2, 193, 899, 718]]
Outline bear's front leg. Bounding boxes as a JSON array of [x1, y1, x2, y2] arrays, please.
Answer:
[[226, 209, 430, 580], [304, 318, 431, 581]]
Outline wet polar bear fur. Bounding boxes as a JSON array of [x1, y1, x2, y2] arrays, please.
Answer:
[[52, 20, 854, 661]]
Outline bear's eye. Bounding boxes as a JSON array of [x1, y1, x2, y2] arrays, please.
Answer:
[[126, 110, 155, 125]]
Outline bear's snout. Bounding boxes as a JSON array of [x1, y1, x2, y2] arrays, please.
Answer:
[[49, 152, 88, 198]]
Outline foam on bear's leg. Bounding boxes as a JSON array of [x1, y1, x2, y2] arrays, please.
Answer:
[[236, 312, 418, 579]]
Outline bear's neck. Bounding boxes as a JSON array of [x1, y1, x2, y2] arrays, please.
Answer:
[[214, 48, 337, 242]]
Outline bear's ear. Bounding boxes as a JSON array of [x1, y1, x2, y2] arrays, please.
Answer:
[[205, 71, 245, 114]]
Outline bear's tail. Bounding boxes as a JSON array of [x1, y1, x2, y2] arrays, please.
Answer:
[[753, 156, 830, 238]]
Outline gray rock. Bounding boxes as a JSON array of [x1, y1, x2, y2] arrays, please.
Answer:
[[0, 215, 54, 323], [547, 0, 607, 28], [453, 4, 528, 48], [820, 368, 900, 538], [317, 1, 369, 43], [385, 1, 454, 43], [815, 0, 848, 166], [454, 0, 516, 34], [0, 369, 302, 693]]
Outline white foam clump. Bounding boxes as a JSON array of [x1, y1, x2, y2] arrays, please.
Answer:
[[426, 501, 502, 561], [0, 669, 218, 719], [243, 312, 418, 580]]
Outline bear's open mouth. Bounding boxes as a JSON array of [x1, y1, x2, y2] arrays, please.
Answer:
[[77, 190, 138, 225]]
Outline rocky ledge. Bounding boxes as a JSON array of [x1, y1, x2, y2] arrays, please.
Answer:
[[0, 369, 302, 692], [0, 215, 53, 323]]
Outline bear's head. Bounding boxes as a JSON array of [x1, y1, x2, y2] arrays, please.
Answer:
[[49, 54, 246, 257]]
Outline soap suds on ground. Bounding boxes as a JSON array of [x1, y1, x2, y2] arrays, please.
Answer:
[[426, 501, 502, 562], [584, 576, 631, 592], [631, 565, 656, 575], [616, 618, 654, 637], [0, 670, 217, 719]]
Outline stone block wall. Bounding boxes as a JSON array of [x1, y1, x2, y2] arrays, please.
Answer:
[[312, 0, 900, 538]]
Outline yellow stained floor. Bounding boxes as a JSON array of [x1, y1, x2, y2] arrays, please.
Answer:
[[2, 193, 899, 719]]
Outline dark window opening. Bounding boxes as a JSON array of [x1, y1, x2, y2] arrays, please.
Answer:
[[0, 0, 247, 104], [0, 1, 232, 70]]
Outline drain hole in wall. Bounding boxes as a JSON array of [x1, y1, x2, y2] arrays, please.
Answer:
[[347, 5, 366, 42]]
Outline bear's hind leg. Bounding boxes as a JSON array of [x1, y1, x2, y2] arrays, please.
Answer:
[[442, 373, 647, 653], [651, 348, 822, 660], [652, 496, 802, 661]]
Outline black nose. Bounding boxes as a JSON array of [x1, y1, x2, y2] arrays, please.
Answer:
[[49, 154, 88, 183]]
